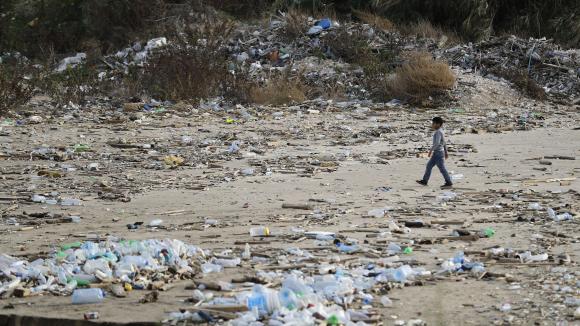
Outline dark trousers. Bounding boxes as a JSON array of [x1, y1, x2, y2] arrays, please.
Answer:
[[422, 151, 452, 184]]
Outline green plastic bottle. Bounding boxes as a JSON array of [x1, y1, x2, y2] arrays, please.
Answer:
[[61, 242, 82, 250], [484, 227, 495, 238], [327, 315, 340, 325]]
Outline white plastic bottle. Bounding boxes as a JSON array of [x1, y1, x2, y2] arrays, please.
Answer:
[[249, 227, 269, 237], [71, 288, 105, 304]]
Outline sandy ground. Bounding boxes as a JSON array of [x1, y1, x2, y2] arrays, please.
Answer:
[[0, 73, 579, 325]]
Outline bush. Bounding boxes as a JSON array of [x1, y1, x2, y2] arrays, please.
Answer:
[[139, 18, 251, 102], [387, 52, 455, 103], [278, 8, 311, 42], [353, 9, 394, 32], [41, 65, 98, 106], [492, 68, 546, 100], [0, 63, 37, 114], [323, 26, 374, 64], [249, 71, 307, 105], [321, 24, 399, 100]]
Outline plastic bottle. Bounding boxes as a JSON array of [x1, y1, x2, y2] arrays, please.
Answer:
[[282, 275, 311, 299], [149, 219, 163, 226], [315, 233, 335, 241], [380, 296, 393, 307], [83, 258, 112, 277], [249, 227, 269, 237], [553, 212, 573, 222], [201, 263, 223, 274], [242, 243, 251, 260], [60, 198, 82, 206], [279, 287, 299, 310], [57, 267, 68, 285], [247, 285, 280, 315], [528, 202, 541, 210], [228, 141, 240, 153], [520, 251, 548, 262], [360, 293, 373, 305], [241, 168, 255, 176], [81, 242, 102, 259], [482, 227, 495, 237], [71, 288, 105, 304], [452, 252, 465, 264], [451, 174, 464, 181], [392, 265, 415, 283], [367, 208, 386, 218], [64, 279, 77, 293], [387, 243, 402, 255], [121, 255, 148, 268], [336, 243, 358, 253], [213, 257, 241, 267], [32, 195, 46, 203], [326, 315, 340, 326], [181, 136, 193, 145], [500, 303, 512, 312]]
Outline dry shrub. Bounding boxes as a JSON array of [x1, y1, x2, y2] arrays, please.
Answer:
[[249, 73, 307, 105], [0, 63, 37, 114], [199, 0, 272, 19], [279, 8, 310, 42], [323, 26, 374, 64], [388, 52, 455, 102], [322, 24, 399, 100], [399, 19, 443, 39], [41, 65, 98, 106], [493, 68, 546, 100], [353, 10, 395, 31], [140, 18, 245, 102]]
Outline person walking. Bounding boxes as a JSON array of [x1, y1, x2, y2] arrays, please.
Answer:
[[416, 117, 453, 188]]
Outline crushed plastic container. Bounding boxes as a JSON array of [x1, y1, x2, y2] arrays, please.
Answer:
[[149, 219, 163, 226], [367, 208, 387, 218], [528, 202, 542, 210]]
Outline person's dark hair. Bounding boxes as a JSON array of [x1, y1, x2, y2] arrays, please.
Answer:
[[432, 117, 444, 125]]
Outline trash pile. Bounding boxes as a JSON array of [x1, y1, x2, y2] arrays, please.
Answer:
[[0, 239, 203, 298], [445, 35, 580, 100], [0, 234, 487, 325]]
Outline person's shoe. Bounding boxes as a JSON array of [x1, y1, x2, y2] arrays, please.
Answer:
[[440, 183, 453, 189], [416, 180, 427, 186]]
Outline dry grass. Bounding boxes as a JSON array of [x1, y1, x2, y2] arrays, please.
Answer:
[[353, 10, 395, 31], [388, 52, 455, 103], [249, 73, 307, 106]]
